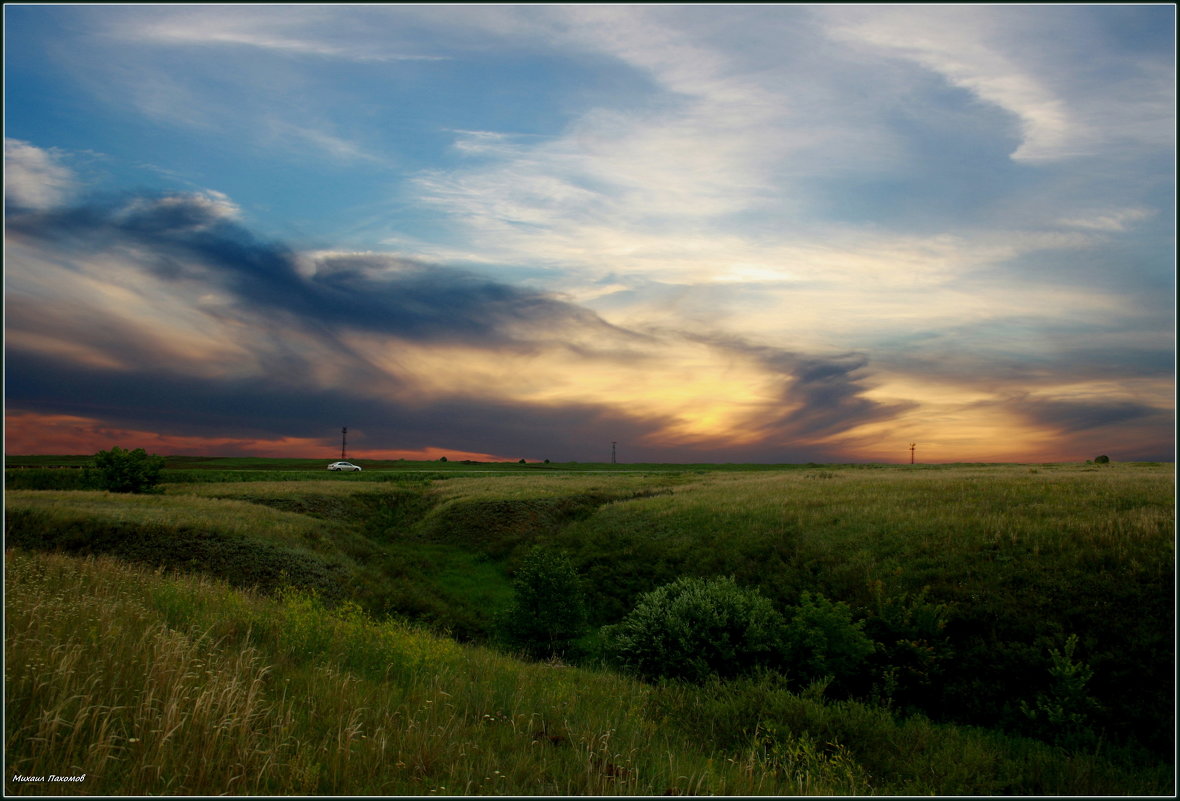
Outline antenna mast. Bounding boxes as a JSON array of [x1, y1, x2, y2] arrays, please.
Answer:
[[342, 427, 348, 461], [611, 441, 617, 465]]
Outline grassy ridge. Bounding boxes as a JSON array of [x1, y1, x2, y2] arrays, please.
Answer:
[[6, 549, 1170, 796], [543, 466, 1174, 750], [4, 460, 1174, 794]]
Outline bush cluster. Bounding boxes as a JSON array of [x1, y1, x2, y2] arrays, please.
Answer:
[[601, 577, 874, 687], [602, 576, 785, 683], [94, 446, 165, 493]]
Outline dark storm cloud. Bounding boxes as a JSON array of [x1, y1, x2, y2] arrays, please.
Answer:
[[6, 195, 627, 348], [996, 395, 1175, 462], [679, 332, 915, 443], [773, 354, 913, 439], [5, 192, 915, 461], [4, 348, 663, 461], [1003, 395, 1168, 434], [2, 188, 672, 460], [304, 252, 629, 347]]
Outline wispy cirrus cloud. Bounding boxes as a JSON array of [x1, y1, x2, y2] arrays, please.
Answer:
[[39, 6, 418, 165], [817, 4, 1175, 162], [109, 6, 449, 63]]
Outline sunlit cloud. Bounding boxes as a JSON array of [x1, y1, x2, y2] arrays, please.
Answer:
[[4, 139, 78, 210], [1056, 207, 1156, 232]]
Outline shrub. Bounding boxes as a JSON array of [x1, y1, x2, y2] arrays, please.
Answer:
[[1020, 634, 1102, 747], [602, 576, 787, 683], [1093, 455, 1110, 464], [863, 584, 952, 709], [498, 546, 587, 659], [94, 446, 165, 493], [782, 591, 875, 687]]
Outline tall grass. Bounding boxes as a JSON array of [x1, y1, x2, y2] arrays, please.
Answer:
[[7, 549, 1169, 796], [5, 490, 354, 554], [6, 462, 1173, 787], [540, 464, 1174, 751]]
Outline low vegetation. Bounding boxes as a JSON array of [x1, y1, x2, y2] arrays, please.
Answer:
[[6, 549, 1171, 795], [4, 457, 1174, 795], [93, 446, 165, 493]]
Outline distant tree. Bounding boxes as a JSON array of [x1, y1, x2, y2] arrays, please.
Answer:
[[94, 446, 165, 493], [439, 456, 448, 462], [498, 547, 588, 660], [1093, 454, 1110, 464], [518, 458, 527, 464]]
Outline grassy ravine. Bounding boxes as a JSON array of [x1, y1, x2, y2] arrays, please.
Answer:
[[4, 461, 1174, 794], [6, 549, 1169, 796]]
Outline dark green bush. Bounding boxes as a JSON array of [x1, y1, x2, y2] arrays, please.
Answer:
[[863, 584, 952, 709], [602, 576, 787, 683], [94, 446, 165, 493], [782, 591, 875, 686], [1093, 455, 1110, 464], [498, 546, 587, 659]]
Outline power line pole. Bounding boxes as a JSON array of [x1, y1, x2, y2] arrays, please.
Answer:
[[611, 441, 617, 464], [342, 427, 348, 461], [909, 442, 916, 464]]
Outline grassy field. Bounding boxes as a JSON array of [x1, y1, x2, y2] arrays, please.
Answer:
[[4, 458, 1174, 795]]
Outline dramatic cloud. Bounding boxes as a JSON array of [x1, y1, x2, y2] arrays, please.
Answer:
[[6, 191, 907, 461], [4, 6, 1173, 462]]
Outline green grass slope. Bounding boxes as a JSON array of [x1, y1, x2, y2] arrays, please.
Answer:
[[4, 461, 1173, 784], [6, 548, 1170, 796]]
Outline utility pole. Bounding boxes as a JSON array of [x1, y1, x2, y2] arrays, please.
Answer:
[[611, 441, 617, 465], [342, 427, 348, 461], [909, 442, 916, 465]]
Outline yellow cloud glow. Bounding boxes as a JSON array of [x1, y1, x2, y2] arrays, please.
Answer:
[[344, 332, 790, 446]]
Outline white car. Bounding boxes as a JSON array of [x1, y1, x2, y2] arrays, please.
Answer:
[[327, 461, 362, 472]]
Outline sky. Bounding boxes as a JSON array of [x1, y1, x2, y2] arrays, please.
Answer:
[[4, 4, 1176, 464]]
